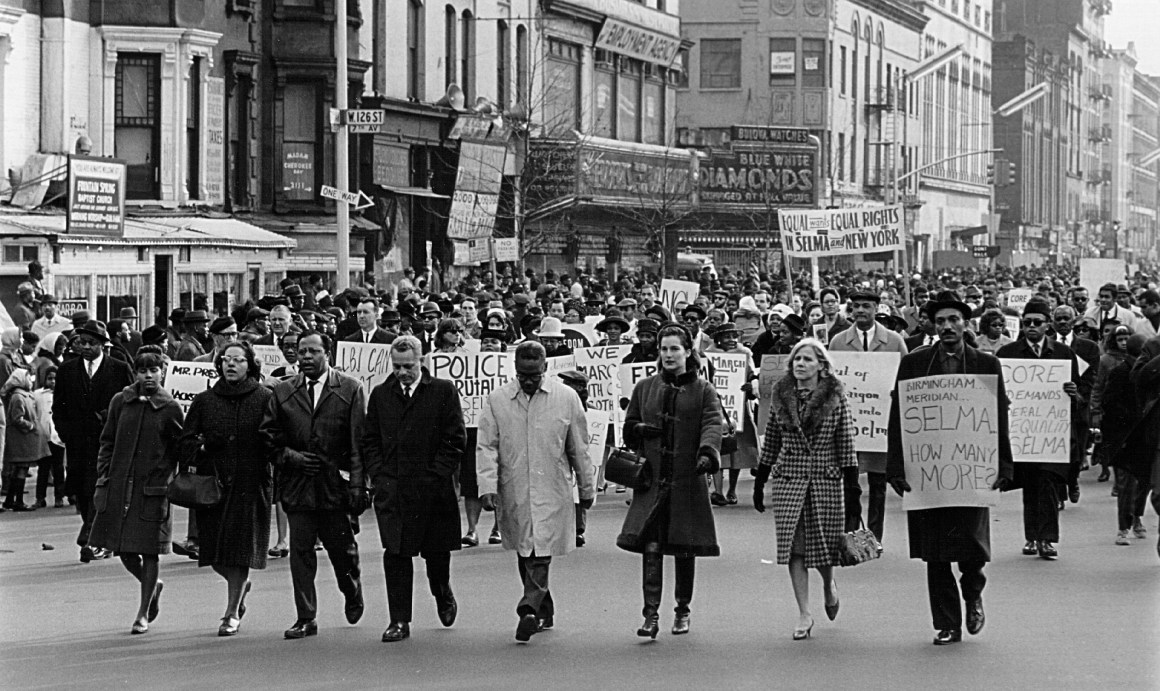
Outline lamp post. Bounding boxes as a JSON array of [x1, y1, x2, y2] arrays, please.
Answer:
[[334, 0, 350, 291]]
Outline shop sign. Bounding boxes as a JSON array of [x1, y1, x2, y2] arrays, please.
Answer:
[[67, 155, 126, 237], [699, 149, 817, 208], [595, 17, 680, 66], [373, 142, 410, 188], [447, 191, 499, 240], [730, 125, 812, 145], [282, 143, 314, 200], [576, 146, 695, 207], [204, 77, 225, 204]]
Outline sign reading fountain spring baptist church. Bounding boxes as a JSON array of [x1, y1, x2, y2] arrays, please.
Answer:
[[67, 155, 126, 237], [777, 205, 904, 258]]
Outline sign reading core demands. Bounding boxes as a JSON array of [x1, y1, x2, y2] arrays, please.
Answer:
[[1000, 359, 1071, 463], [778, 205, 904, 257], [898, 374, 1001, 511]]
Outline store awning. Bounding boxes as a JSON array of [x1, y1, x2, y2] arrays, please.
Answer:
[[951, 225, 988, 239], [379, 185, 449, 199]]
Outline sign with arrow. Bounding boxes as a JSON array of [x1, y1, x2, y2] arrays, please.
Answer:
[[320, 184, 374, 210]]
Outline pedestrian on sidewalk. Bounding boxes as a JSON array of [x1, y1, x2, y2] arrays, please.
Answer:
[[87, 350, 184, 634], [179, 342, 273, 637], [477, 341, 594, 643], [617, 324, 722, 639], [32, 364, 65, 508], [3, 369, 49, 511]]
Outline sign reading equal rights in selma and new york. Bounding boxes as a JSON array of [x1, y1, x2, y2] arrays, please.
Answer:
[[777, 205, 905, 257]]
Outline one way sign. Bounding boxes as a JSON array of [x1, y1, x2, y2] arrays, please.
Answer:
[[320, 185, 374, 210]]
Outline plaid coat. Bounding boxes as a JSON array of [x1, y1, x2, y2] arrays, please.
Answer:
[[760, 373, 857, 567]]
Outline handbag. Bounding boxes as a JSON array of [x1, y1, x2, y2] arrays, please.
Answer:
[[837, 521, 883, 567], [167, 445, 222, 509], [603, 447, 650, 491]]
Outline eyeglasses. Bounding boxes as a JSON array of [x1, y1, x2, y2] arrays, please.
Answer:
[[221, 356, 248, 364], [1022, 318, 1047, 327], [515, 372, 543, 382]]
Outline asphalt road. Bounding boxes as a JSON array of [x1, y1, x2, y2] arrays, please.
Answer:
[[1, 471, 1156, 690]]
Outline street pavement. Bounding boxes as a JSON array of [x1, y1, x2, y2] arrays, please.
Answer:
[[1, 470, 1156, 690]]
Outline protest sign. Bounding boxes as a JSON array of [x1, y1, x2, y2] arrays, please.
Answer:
[[253, 345, 290, 377], [430, 352, 514, 427], [706, 352, 749, 431], [165, 361, 219, 414], [561, 323, 597, 351], [898, 374, 1001, 511], [545, 354, 577, 379], [335, 342, 393, 399], [778, 205, 904, 258], [1079, 258, 1125, 299], [812, 323, 830, 344], [757, 354, 790, 431], [1006, 288, 1034, 314], [659, 279, 700, 314], [576, 346, 631, 422], [1000, 359, 1071, 463], [1004, 315, 1021, 341], [829, 352, 900, 454], [617, 362, 658, 426]]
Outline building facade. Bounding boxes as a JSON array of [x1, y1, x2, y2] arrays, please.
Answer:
[[1103, 47, 1160, 261]]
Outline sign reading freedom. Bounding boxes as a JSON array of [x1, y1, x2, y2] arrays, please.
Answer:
[[778, 205, 904, 257], [899, 374, 1001, 511]]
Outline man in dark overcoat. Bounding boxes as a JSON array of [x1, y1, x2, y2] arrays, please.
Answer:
[[886, 294, 1014, 646], [52, 321, 133, 562], [363, 335, 466, 642], [260, 331, 368, 640], [996, 300, 1084, 560]]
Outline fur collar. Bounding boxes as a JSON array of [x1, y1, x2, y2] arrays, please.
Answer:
[[771, 372, 844, 436]]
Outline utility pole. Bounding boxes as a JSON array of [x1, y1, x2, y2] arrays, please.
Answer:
[[334, 0, 350, 291]]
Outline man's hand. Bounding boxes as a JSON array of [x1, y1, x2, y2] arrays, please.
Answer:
[[991, 477, 1011, 492], [1062, 381, 1078, 397], [578, 496, 594, 511], [347, 488, 369, 516], [694, 455, 714, 475], [480, 493, 498, 511], [286, 450, 322, 476], [889, 477, 911, 497]]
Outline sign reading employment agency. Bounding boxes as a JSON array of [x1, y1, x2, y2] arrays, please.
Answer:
[[778, 205, 904, 258], [67, 155, 126, 237], [595, 18, 680, 66]]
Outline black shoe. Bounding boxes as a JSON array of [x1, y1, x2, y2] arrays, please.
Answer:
[[933, 628, 962, 645], [284, 620, 318, 639], [345, 582, 365, 625], [515, 613, 539, 642], [637, 614, 659, 639], [79, 545, 95, 563], [966, 598, 984, 635], [436, 590, 457, 627], [9, 503, 34, 512], [538, 615, 554, 631], [672, 612, 690, 635], [1098, 468, 1110, 482], [91, 547, 112, 560], [381, 621, 410, 642], [1022, 541, 1038, 556], [185, 543, 199, 560], [1038, 541, 1058, 559], [34, 499, 47, 509], [576, 533, 586, 548], [1068, 486, 1080, 504], [172, 541, 190, 557], [710, 492, 728, 506]]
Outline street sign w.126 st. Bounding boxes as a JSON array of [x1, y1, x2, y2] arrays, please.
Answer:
[[345, 109, 384, 133]]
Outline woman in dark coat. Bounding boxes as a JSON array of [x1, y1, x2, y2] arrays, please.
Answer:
[[180, 341, 273, 636], [752, 338, 858, 640], [87, 350, 184, 634], [618, 324, 723, 639]]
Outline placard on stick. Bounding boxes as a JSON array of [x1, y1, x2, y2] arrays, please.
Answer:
[[165, 361, 219, 414], [1000, 358, 1070, 463], [429, 352, 513, 427]]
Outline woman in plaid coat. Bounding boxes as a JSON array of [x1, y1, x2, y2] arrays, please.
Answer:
[[752, 338, 858, 640]]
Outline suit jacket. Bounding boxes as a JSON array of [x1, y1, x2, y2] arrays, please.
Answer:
[[341, 327, 395, 345], [829, 323, 908, 474], [1085, 304, 1137, 331], [173, 334, 205, 362], [904, 332, 938, 352], [362, 371, 466, 555], [260, 368, 367, 512], [1135, 315, 1160, 339], [886, 344, 1014, 563]]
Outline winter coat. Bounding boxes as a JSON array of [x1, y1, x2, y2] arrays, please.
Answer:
[[52, 354, 134, 497], [760, 373, 858, 567], [705, 344, 758, 470], [3, 370, 49, 465], [363, 371, 466, 555], [87, 382, 184, 555], [617, 367, 723, 558], [260, 368, 366, 512], [478, 377, 594, 558], [182, 378, 274, 570]]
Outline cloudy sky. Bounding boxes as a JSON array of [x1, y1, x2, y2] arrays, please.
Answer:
[[1103, 0, 1160, 75]]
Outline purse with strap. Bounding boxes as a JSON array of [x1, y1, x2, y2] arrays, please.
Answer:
[[837, 520, 883, 567], [603, 447, 651, 491], [167, 442, 222, 509]]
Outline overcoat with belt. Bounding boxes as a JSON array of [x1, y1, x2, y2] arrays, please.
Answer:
[[363, 370, 466, 555]]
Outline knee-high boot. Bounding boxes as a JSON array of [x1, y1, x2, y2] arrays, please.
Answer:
[[638, 545, 662, 638]]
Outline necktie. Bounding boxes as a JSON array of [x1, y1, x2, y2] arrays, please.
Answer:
[[1032, 343, 1041, 358], [307, 380, 317, 409], [862, 330, 869, 352], [87, 361, 94, 379], [365, 331, 371, 343]]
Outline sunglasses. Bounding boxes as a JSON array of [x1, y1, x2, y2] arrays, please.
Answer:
[[1022, 318, 1047, 327]]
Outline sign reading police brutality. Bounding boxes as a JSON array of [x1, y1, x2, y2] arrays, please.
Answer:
[[898, 374, 1001, 511], [430, 352, 514, 427], [658, 279, 700, 314], [335, 342, 393, 398], [706, 353, 749, 431], [778, 205, 904, 257], [829, 352, 900, 454], [165, 361, 219, 414], [1001, 359, 1071, 463]]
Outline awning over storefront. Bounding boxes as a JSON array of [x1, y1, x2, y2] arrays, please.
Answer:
[[950, 225, 988, 239], [378, 185, 450, 199], [0, 210, 297, 249]]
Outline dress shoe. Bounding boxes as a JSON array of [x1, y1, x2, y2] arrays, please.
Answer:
[[382, 621, 410, 642], [1068, 486, 1080, 503], [92, 548, 112, 560], [461, 531, 479, 547], [172, 541, 191, 557], [267, 547, 288, 559], [710, 492, 728, 506], [131, 618, 149, 635], [34, 499, 47, 509], [80, 545, 95, 563], [637, 614, 659, 639], [538, 615, 554, 631], [933, 628, 962, 645], [488, 528, 502, 545], [672, 612, 691, 635], [725, 491, 738, 505], [1098, 468, 1110, 482], [345, 582, 365, 625], [8, 503, 34, 512], [792, 618, 814, 641], [284, 620, 318, 639], [185, 543, 199, 560], [1038, 541, 1058, 559], [576, 533, 586, 548], [966, 598, 985, 635], [218, 616, 240, 637], [825, 596, 840, 622], [147, 582, 163, 623], [54, 498, 66, 508], [1021, 541, 1038, 556], [436, 590, 457, 627], [515, 613, 539, 642]]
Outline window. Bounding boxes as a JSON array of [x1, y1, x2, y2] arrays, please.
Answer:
[[115, 53, 161, 199], [676, 48, 689, 88], [2, 245, 38, 263], [282, 83, 319, 202], [213, 273, 244, 317], [461, 10, 475, 101], [516, 25, 528, 104], [852, 43, 858, 99], [544, 39, 581, 133], [839, 46, 847, 95], [226, 59, 255, 211], [837, 132, 846, 180], [496, 21, 508, 108], [444, 5, 457, 87], [187, 57, 201, 200], [802, 39, 825, 87], [769, 38, 795, 86], [178, 272, 209, 311], [643, 66, 664, 145], [97, 274, 148, 323], [700, 39, 741, 89], [407, 0, 424, 100], [618, 57, 643, 142], [594, 50, 615, 137]]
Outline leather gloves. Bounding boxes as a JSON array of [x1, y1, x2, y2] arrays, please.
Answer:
[[284, 450, 321, 476], [578, 496, 595, 510], [694, 455, 714, 475], [752, 464, 772, 513], [634, 423, 663, 440], [888, 477, 911, 497]]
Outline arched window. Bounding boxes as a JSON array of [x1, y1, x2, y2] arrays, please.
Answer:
[[461, 10, 475, 100], [444, 5, 457, 87], [407, 0, 424, 100]]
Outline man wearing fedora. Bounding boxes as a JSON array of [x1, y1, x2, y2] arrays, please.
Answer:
[[829, 289, 908, 543], [886, 292, 1013, 645], [31, 294, 69, 338], [118, 307, 143, 357], [174, 310, 210, 361], [52, 321, 134, 562], [537, 317, 571, 358]]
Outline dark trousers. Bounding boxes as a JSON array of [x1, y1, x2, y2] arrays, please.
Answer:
[[642, 546, 695, 617], [35, 444, 65, 501], [575, 504, 587, 536], [926, 561, 986, 630], [517, 553, 554, 618], [1021, 469, 1061, 542], [287, 510, 361, 622], [1115, 468, 1150, 530], [382, 551, 452, 623], [867, 472, 886, 542], [66, 448, 96, 547]]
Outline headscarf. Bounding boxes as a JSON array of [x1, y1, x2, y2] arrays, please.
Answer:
[[38, 332, 62, 359], [1, 326, 20, 355], [1, 367, 33, 403]]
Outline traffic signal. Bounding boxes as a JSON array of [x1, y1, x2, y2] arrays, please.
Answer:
[[994, 158, 1013, 187], [986, 161, 995, 185], [1006, 160, 1017, 188]]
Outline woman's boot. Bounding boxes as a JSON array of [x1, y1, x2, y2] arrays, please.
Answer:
[[672, 556, 695, 634], [638, 547, 662, 639]]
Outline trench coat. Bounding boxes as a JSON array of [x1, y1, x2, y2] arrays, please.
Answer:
[[87, 382, 184, 555], [617, 367, 723, 558], [477, 377, 594, 558], [828, 322, 909, 474], [363, 371, 466, 555], [760, 373, 858, 567], [886, 344, 1014, 563]]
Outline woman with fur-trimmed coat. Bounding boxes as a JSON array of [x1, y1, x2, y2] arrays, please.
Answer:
[[752, 338, 858, 640]]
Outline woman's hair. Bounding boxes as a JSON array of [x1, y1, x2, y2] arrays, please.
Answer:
[[435, 318, 464, 345], [803, 301, 823, 321], [1105, 324, 1132, 352], [215, 340, 262, 380], [133, 350, 168, 371], [978, 309, 1005, 332], [785, 337, 835, 376], [657, 324, 692, 351]]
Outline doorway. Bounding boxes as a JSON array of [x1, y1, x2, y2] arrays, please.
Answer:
[[153, 254, 172, 326]]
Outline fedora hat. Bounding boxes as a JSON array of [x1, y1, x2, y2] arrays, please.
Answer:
[[183, 309, 210, 323], [72, 320, 109, 343], [118, 306, 138, 320], [923, 290, 972, 322]]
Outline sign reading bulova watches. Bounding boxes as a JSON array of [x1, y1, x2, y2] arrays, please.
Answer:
[[777, 204, 904, 257], [67, 155, 126, 237]]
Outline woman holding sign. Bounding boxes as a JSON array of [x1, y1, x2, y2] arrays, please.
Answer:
[[705, 324, 758, 506], [618, 324, 723, 639], [751, 338, 858, 640]]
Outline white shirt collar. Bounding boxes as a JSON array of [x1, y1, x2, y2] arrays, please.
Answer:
[[88, 352, 104, 374]]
